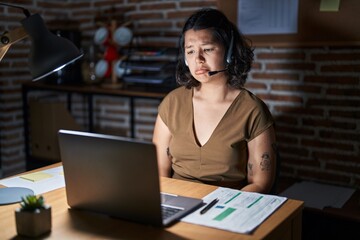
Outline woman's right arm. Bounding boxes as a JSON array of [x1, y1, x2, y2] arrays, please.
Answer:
[[152, 114, 172, 177]]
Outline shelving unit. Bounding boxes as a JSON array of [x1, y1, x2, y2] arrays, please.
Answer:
[[22, 81, 168, 170], [119, 47, 178, 90]]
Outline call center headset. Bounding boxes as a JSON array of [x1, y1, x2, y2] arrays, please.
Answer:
[[208, 31, 234, 76]]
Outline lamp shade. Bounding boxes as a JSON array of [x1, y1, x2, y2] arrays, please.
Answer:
[[21, 14, 83, 81]]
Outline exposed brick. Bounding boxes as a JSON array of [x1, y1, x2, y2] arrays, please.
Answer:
[[275, 115, 299, 125], [180, 1, 217, 8], [303, 118, 357, 130], [250, 62, 261, 70], [256, 93, 303, 103], [244, 82, 267, 89], [326, 162, 360, 175], [329, 110, 360, 119], [321, 64, 360, 72], [313, 151, 359, 163], [284, 158, 321, 169], [128, 12, 163, 20], [326, 87, 360, 97], [1, 132, 22, 141], [93, 0, 123, 7], [104, 109, 129, 115], [274, 106, 324, 117], [329, 46, 360, 50], [140, 3, 176, 10], [137, 128, 154, 135], [96, 116, 126, 123], [252, 72, 299, 81], [167, 10, 196, 19], [276, 125, 315, 136], [301, 139, 354, 151], [319, 130, 360, 142], [38, 1, 69, 8], [297, 169, 352, 186], [138, 21, 173, 29], [278, 146, 310, 158], [128, 0, 153, 3], [280, 164, 296, 175], [266, 62, 316, 71], [136, 119, 156, 125], [307, 98, 360, 108], [311, 53, 360, 61], [257, 52, 306, 60], [276, 134, 298, 145], [95, 98, 128, 106], [272, 84, 322, 94]]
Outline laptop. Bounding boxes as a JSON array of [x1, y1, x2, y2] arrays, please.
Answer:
[[58, 129, 203, 227]]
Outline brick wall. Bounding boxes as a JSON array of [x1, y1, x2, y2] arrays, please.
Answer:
[[249, 47, 360, 187], [0, 1, 359, 189]]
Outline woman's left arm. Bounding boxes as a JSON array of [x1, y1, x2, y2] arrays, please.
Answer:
[[241, 126, 277, 193]]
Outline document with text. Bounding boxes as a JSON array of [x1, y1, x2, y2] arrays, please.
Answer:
[[181, 187, 287, 234]]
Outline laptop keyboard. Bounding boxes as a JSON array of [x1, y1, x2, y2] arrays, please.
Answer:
[[161, 205, 182, 219]]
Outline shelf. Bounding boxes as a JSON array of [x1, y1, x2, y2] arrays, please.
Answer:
[[120, 45, 177, 89], [123, 74, 173, 85], [121, 61, 171, 71]]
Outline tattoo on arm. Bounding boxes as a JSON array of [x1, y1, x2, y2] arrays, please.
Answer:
[[260, 152, 271, 171], [166, 147, 172, 158], [247, 162, 254, 176]]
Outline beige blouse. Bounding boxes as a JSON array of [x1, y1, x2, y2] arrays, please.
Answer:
[[158, 86, 274, 188]]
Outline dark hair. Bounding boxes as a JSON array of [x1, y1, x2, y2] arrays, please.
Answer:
[[176, 8, 254, 89]]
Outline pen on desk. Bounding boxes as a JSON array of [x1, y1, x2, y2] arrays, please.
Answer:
[[200, 198, 219, 215]]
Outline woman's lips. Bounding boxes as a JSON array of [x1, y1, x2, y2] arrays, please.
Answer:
[[195, 68, 209, 75]]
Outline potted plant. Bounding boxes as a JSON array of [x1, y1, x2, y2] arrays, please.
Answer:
[[15, 195, 52, 237]]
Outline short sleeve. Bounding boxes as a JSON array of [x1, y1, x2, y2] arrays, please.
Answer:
[[246, 96, 274, 142], [158, 94, 171, 126]]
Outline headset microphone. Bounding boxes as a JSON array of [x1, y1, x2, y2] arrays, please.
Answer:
[[208, 31, 234, 77], [208, 69, 227, 76]]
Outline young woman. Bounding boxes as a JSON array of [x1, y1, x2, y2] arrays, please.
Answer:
[[153, 8, 277, 193]]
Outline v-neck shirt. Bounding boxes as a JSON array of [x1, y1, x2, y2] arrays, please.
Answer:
[[158, 86, 274, 186]]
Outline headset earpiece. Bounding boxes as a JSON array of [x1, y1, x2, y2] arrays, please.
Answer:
[[185, 59, 188, 66], [226, 31, 234, 64]]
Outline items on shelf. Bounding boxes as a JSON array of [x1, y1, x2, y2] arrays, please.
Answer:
[[91, 18, 178, 91], [93, 20, 133, 89]]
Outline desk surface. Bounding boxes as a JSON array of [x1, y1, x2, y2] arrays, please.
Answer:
[[0, 164, 303, 240]]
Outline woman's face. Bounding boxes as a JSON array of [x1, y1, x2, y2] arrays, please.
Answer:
[[184, 29, 226, 83]]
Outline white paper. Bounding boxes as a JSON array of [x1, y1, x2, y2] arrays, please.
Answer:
[[238, 0, 299, 35], [0, 166, 65, 195], [280, 181, 355, 209], [182, 187, 287, 234]]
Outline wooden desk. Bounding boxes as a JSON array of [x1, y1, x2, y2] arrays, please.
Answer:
[[0, 164, 303, 240]]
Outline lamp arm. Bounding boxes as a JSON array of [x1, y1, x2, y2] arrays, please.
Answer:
[[0, 27, 28, 62], [0, 2, 31, 17]]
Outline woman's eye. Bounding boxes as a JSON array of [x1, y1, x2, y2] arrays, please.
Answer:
[[204, 48, 214, 53], [186, 50, 194, 55]]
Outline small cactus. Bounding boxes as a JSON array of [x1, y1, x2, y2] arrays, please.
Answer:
[[20, 195, 46, 212]]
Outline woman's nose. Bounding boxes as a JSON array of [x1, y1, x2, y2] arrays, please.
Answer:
[[195, 52, 205, 63]]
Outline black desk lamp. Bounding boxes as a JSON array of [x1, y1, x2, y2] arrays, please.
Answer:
[[0, 2, 83, 205], [0, 3, 83, 80]]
